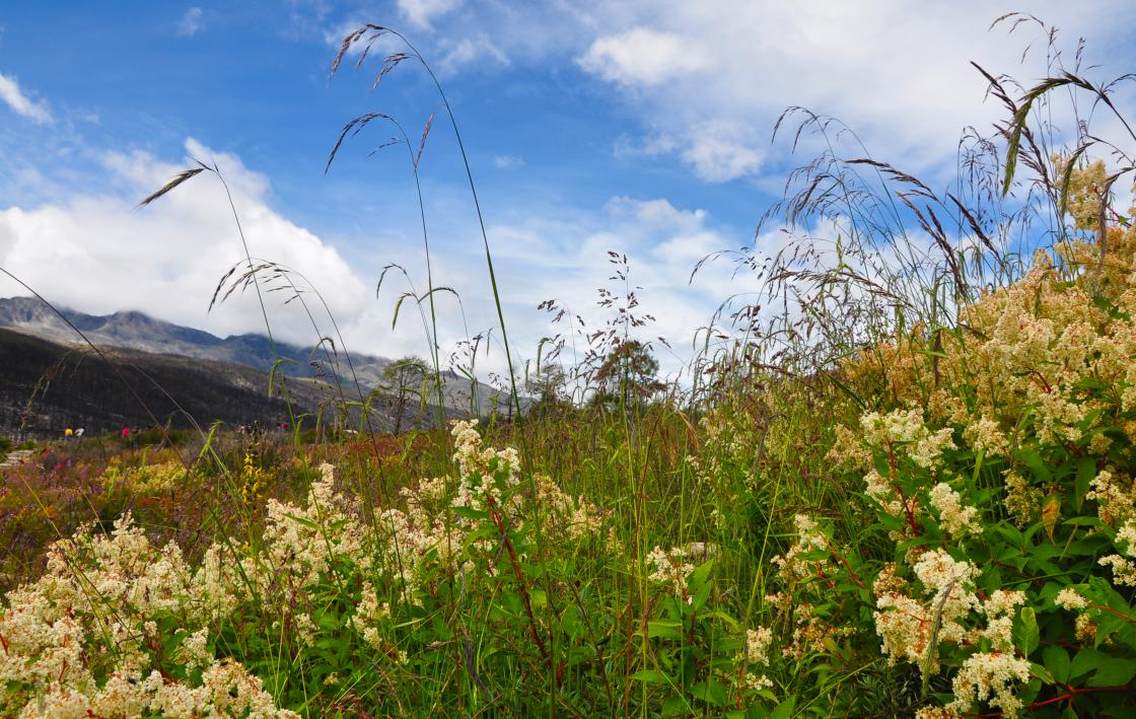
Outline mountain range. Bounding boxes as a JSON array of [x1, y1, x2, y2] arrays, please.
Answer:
[[0, 296, 512, 436]]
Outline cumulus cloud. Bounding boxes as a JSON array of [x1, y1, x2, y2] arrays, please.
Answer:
[[304, 2, 1136, 184], [0, 73, 52, 124], [678, 121, 763, 183], [0, 135, 757, 381], [0, 139, 369, 349], [177, 7, 204, 37], [578, 27, 707, 87], [398, 0, 463, 29], [571, 1, 1136, 183], [467, 195, 761, 381]]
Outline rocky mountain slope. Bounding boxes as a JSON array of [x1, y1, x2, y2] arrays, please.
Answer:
[[0, 297, 515, 435], [0, 296, 389, 384], [0, 327, 308, 434]]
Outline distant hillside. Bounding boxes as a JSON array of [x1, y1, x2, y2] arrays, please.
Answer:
[[0, 295, 391, 385], [0, 327, 311, 434], [0, 297, 519, 433]]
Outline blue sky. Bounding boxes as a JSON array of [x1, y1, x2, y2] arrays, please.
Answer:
[[2, 1, 1135, 382]]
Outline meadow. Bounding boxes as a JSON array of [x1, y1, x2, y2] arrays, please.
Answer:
[[3, 17, 1136, 718]]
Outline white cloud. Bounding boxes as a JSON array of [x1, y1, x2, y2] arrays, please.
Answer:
[[578, 27, 707, 87], [398, 0, 463, 30], [493, 154, 524, 169], [679, 122, 762, 183], [0, 139, 369, 350], [571, 1, 1136, 183], [464, 196, 760, 382], [437, 35, 508, 74], [613, 122, 763, 182], [0, 73, 52, 124], [0, 132, 761, 383], [309, 2, 1136, 184], [177, 7, 204, 37], [605, 196, 705, 232]]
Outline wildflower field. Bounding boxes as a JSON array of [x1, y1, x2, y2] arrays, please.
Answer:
[[5, 17, 1136, 719]]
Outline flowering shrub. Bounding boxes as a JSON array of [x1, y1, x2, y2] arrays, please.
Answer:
[[0, 513, 297, 719], [751, 171, 1136, 716]]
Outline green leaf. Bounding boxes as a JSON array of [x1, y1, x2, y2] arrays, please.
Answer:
[[770, 696, 796, 719], [1018, 447, 1052, 483], [692, 577, 713, 610], [704, 610, 742, 632], [631, 669, 667, 684], [1042, 646, 1071, 683], [1015, 607, 1040, 657], [1030, 662, 1055, 684], [647, 620, 684, 640], [662, 696, 691, 716], [689, 680, 727, 706], [1087, 657, 1136, 687], [1095, 611, 1129, 647], [1069, 648, 1106, 681], [452, 506, 488, 521], [1075, 458, 1096, 512], [282, 512, 320, 530], [688, 558, 715, 591], [531, 588, 547, 610]]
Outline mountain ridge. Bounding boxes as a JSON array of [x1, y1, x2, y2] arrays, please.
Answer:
[[0, 295, 389, 384], [0, 296, 516, 430]]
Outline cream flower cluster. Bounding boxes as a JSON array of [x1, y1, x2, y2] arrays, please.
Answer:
[[830, 408, 955, 473], [947, 651, 1031, 718], [771, 514, 832, 584], [874, 549, 982, 670], [1054, 587, 1088, 611], [828, 168, 1136, 717], [1087, 470, 1136, 587], [736, 625, 775, 693], [873, 550, 1033, 715], [190, 463, 373, 636], [961, 416, 1010, 458], [646, 545, 697, 600], [859, 408, 956, 469], [372, 422, 607, 600], [929, 483, 981, 539], [0, 513, 297, 718], [766, 518, 853, 659]]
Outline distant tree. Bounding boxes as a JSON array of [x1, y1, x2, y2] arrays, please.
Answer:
[[382, 356, 429, 434], [592, 339, 664, 410]]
